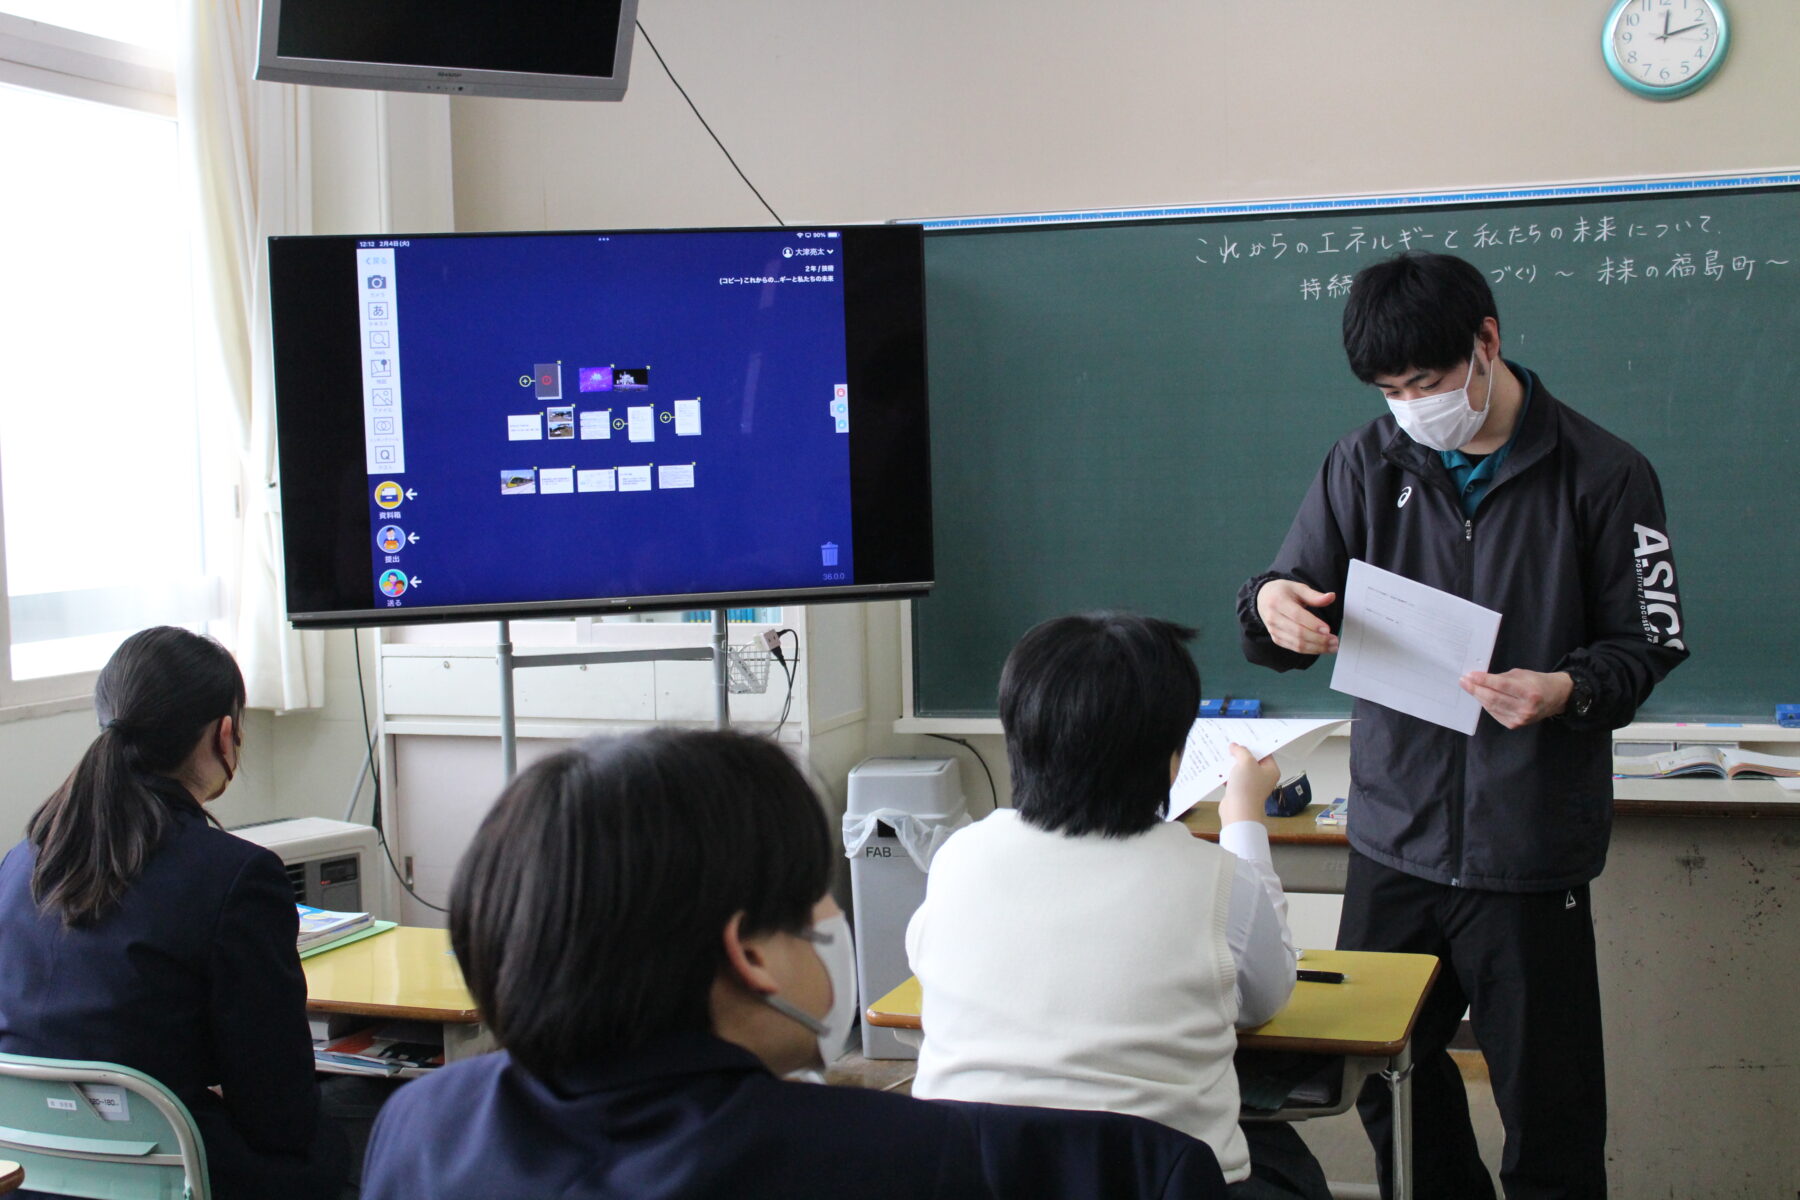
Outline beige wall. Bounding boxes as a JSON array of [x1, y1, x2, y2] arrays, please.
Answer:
[[449, 2, 1800, 232]]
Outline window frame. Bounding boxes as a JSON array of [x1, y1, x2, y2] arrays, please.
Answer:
[[0, 11, 210, 715], [0, 12, 172, 117]]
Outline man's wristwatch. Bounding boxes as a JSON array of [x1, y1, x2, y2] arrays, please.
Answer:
[[1565, 671, 1596, 719]]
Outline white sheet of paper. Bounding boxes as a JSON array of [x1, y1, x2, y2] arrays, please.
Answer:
[[674, 398, 701, 436], [618, 464, 653, 492], [506, 414, 542, 440], [658, 463, 695, 489], [580, 409, 611, 439], [538, 467, 574, 494], [627, 406, 655, 443], [1167, 717, 1350, 820], [1330, 558, 1501, 735], [577, 468, 616, 493]]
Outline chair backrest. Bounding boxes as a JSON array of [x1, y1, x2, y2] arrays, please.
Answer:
[[0, 1053, 208, 1200]]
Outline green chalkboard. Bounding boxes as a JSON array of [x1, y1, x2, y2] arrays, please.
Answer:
[[911, 179, 1800, 720]]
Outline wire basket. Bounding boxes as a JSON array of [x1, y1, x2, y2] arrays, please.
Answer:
[[725, 644, 777, 694]]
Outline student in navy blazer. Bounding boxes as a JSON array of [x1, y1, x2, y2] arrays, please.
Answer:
[[0, 627, 348, 1200], [362, 729, 1228, 1200]]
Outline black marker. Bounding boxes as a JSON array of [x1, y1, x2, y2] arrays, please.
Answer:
[[1296, 969, 1345, 984]]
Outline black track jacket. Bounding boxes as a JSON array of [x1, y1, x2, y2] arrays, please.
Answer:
[[1238, 364, 1688, 892]]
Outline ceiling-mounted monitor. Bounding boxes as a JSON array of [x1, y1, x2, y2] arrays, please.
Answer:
[[267, 224, 933, 629], [256, 0, 639, 101]]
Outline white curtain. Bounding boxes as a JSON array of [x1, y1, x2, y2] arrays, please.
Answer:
[[177, 0, 324, 710]]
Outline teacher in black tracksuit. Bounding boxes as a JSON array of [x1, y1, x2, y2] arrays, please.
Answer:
[[1238, 252, 1688, 1200], [0, 626, 348, 1200]]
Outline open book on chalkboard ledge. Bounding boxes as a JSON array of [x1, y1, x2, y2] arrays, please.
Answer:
[[1612, 746, 1800, 781], [296, 904, 374, 951]]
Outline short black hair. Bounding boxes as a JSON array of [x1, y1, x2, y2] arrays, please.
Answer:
[[999, 612, 1200, 838], [448, 729, 834, 1079], [1342, 252, 1497, 383]]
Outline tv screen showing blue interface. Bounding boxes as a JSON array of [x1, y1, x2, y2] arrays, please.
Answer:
[[269, 225, 932, 628]]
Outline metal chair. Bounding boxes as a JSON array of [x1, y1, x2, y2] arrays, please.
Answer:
[[0, 1052, 208, 1200]]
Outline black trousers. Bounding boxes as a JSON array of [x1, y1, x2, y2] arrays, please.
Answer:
[[1336, 850, 1607, 1200], [1228, 1122, 1333, 1200]]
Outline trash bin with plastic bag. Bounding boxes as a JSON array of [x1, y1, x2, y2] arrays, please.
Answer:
[[842, 757, 969, 1059]]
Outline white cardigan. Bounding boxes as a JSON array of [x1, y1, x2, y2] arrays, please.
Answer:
[[906, 810, 1292, 1183]]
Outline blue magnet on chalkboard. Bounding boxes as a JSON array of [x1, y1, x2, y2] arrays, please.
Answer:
[[1225, 698, 1262, 719], [1266, 774, 1311, 818], [1199, 698, 1226, 718], [1778, 705, 1800, 728]]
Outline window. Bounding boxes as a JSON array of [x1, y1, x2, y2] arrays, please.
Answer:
[[0, 3, 221, 709]]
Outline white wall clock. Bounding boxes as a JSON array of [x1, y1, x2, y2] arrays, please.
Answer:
[[1602, 0, 1729, 99]]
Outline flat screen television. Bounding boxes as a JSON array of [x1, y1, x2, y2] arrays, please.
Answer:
[[256, 0, 639, 101], [268, 224, 932, 629]]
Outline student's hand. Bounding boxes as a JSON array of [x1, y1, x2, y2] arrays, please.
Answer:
[[1256, 579, 1339, 655], [1459, 668, 1573, 730], [1218, 743, 1280, 826]]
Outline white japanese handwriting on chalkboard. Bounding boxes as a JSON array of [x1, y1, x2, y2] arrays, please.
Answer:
[[1190, 211, 1792, 299]]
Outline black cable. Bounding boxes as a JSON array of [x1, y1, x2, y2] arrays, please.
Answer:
[[353, 633, 449, 914], [769, 628, 799, 740], [926, 734, 999, 811], [635, 21, 785, 226]]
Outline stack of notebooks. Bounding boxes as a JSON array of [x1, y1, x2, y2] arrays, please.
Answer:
[[296, 904, 374, 953], [314, 1021, 446, 1076]]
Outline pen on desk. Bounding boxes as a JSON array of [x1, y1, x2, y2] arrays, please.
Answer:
[[1296, 969, 1345, 984]]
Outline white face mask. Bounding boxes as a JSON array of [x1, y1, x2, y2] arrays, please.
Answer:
[[763, 912, 858, 1072], [1386, 338, 1494, 452]]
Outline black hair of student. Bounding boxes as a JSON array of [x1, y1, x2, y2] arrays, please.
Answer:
[[449, 728, 834, 1079], [999, 612, 1200, 838], [28, 626, 244, 926], [1341, 251, 1498, 384]]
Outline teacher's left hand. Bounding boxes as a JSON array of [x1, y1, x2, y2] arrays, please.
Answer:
[[1460, 669, 1573, 730]]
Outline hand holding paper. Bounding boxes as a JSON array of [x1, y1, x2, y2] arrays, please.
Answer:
[[1217, 744, 1282, 825], [1329, 559, 1501, 735], [1459, 668, 1573, 730], [1168, 717, 1349, 820]]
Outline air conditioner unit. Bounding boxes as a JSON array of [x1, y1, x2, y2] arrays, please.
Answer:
[[231, 818, 385, 919]]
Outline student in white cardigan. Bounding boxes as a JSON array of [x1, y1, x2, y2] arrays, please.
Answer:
[[906, 613, 1330, 1200]]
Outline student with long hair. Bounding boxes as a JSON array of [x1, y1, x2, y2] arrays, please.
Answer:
[[0, 626, 348, 1200], [363, 728, 1230, 1200]]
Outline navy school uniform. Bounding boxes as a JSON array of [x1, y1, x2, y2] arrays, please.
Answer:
[[0, 777, 348, 1199], [362, 1032, 1228, 1200]]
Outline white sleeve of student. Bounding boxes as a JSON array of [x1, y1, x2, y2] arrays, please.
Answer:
[[1218, 819, 1298, 1028]]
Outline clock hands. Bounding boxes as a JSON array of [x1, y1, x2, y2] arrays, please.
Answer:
[[1653, 9, 1707, 42]]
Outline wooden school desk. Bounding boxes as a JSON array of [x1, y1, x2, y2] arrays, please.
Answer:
[[866, 949, 1439, 1200], [302, 926, 492, 1068], [1179, 802, 1350, 893], [0, 1160, 21, 1195]]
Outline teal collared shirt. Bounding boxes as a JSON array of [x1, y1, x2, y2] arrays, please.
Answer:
[[1440, 366, 1534, 518]]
